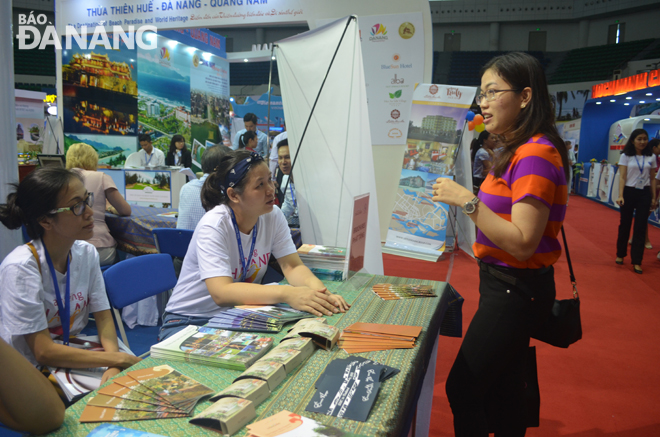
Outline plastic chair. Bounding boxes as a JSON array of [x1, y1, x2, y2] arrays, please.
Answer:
[[102, 254, 177, 350], [152, 228, 194, 259], [123, 152, 142, 168]]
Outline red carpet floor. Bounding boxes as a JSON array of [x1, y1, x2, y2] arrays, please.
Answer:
[[383, 195, 660, 436]]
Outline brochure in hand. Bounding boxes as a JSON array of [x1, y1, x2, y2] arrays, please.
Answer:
[[306, 359, 384, 422], [48, 335, 133, 402], [189, 397, 256, 435], [282, 318, 339, 350], [246, 410, 368, 437], [150, 325, 274, 370]]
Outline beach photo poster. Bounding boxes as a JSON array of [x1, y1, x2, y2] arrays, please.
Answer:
[[64, 133, 136, 168], [62, 33, 138, 137], [137, 33, 192, 156]]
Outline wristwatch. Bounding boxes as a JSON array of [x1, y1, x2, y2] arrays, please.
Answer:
[[462, 197, 480, 215]]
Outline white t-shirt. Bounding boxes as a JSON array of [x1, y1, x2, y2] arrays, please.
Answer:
[[138, 148, 165, 167], [165, 204, 297, 318], [618, 154, 657, 188], [0, 240, 110, 366]]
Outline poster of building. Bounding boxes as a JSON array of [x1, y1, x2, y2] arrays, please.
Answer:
[[384, 84, 475, 258], [137, 33, 192, 156], [62, 35, 138, 137]]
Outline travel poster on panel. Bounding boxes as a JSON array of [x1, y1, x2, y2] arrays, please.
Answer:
[[125, 170, 172, 208], [64, 133, 136, 168], [190, 51, 230, 168], [61, 34, 138, 136], [16, 97, 45, 153], [137, 33, 191, 155], [384, 84, 475, 257]]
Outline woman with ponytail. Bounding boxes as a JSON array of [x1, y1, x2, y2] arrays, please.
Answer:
[[237, 130, 258, 152], [159, 150, 349, 341], [0, 168, 140, 382]]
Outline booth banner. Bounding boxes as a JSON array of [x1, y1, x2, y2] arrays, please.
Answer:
[[384, 83, 476, 257], [597, 164, 617, 205], [232, 92, 286, 130], [61, 34, 138, 137], [357, 12, 424, 145], [15, 90, 46, 153], [587, 163, 601, 198]]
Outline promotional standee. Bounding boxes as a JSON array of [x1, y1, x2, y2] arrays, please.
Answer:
[[384, 83, 476, 259]]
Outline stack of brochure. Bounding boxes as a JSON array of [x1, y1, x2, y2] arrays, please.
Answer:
[[150, 325, 273, 370], [79, 365, 213, 423], [205, 305, 315, 333], [338, 323, 422, 354], [297, 244, 348, 281]]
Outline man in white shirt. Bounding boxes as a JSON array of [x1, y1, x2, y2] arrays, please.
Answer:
[[137, 134, 165, 167], [177, 145, 228, 230], [270, 127, 287, 179], [277, 139, 298, 227], [232, 113, 268, 158]]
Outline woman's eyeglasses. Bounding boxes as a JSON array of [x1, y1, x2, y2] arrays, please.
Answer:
[[475, 88, 521, 105], [50, 192, 94, 216]]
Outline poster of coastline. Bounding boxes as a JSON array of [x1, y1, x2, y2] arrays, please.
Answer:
[[64, 133, 136, 168], [190, 51, 230, 168], [137, 33, 191, 157], [61, 34, 138, 136], [384, 84, 475, 258]]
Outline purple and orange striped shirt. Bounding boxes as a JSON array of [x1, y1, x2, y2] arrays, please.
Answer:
[[473, 134, 568, 269]]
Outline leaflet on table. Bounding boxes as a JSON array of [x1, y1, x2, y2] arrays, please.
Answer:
[[79, 405, 189, 423], [234, 361, 287, 391], [258, 343, 314, 374], [85, 423, 168, 437], [86, 394, 185, 414], [209, 378, 271, 405], [246, 410, 368, 437], [306, 359, 384, 422], [315, 357, 399, 389], [48, 335, 133, 402], [189, 397, 256, 435], [282, 318, 339, 350]]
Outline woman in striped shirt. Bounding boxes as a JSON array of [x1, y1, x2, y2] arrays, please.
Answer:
[[432, 52, 570, 436]]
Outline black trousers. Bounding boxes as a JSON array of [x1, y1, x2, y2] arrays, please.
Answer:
[[616, 186, 652, 265], [446, 265, 556, 437]]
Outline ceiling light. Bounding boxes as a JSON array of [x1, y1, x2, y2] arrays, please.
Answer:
[[624, 103, 630, 106], [596, 102, 602, 105], [167, 40, 178, 48], [186, 47, 196, 54], [646, 93, 652, 96], [244, 58, 249, 62], [640, 101, 645, 104], [626, 96, 632, 100], [202, 52, 212, 61], [644, 118, 651, 121], [610, 99, 616, 102]]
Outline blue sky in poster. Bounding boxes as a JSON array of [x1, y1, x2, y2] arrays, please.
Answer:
[[137, 34, 191, 109]]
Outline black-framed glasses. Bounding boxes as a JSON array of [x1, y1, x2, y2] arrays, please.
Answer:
[[475, 88, 522, 105], [50, 192, 94, 216]]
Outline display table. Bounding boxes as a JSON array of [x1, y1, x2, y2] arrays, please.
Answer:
[[45, 273, 458, 437], [105, 206, 178, 256]]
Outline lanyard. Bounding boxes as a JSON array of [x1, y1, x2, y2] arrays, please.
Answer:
[[230, 209, 258, 282], [634, 156, 645, 184], [176, 152, 181, 166], [289, 182, 297, 208], [145, 151, 153, 166], [43, 244, 71, 345]]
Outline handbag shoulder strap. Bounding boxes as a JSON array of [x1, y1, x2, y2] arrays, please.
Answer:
[[26, 241, 42, 276], [560, 226, 579, 300]]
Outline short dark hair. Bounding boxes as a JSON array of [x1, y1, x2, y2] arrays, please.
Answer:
[[277, 138, 289, 150], [201, 150, 267, 211], [623, 129, 651, 156], [201, 145, 228, 174], [138, 133, 152, 143], [243, 113, 258, 124], [648, 138, 660, 150], [0, 167, 83, 239]]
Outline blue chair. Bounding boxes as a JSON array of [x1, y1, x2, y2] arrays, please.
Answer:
[[102, 254, 177, 351], [152, 228, 194, 259]]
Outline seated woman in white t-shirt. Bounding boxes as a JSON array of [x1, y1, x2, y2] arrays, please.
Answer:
[[160, 150, 350, 341], [0, 168, 140, 382], [66, 142, 132, 266]]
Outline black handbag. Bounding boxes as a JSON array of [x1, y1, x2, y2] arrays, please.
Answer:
[[532, 226, 582, 348]]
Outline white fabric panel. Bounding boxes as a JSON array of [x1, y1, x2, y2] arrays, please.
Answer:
[[455, 128, 476, 258], [276, 16, 384, 275]]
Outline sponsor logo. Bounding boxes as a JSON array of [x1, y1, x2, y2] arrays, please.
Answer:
[[192, 54, 200, 68], [160, 47, 171, 61], [393, 54, 400, 62], [369, 23, 388, 42], [388, 128, 403, 138], [15, 12, 157, 50], [381, 56, 414, 70], [429, 85, 438, 95], [389, 90, 402, 99], [391, 109, 401, 120], [399, 22, 415, 39], [391, 75, 405, 85]]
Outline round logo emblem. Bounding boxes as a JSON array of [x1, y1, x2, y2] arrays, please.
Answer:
[[192, 54, 200, 68], [399, 22, 415, 39], [393, 54, 400, 62], [429, 85, 439, 95], [391, 109, 401, 120]]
